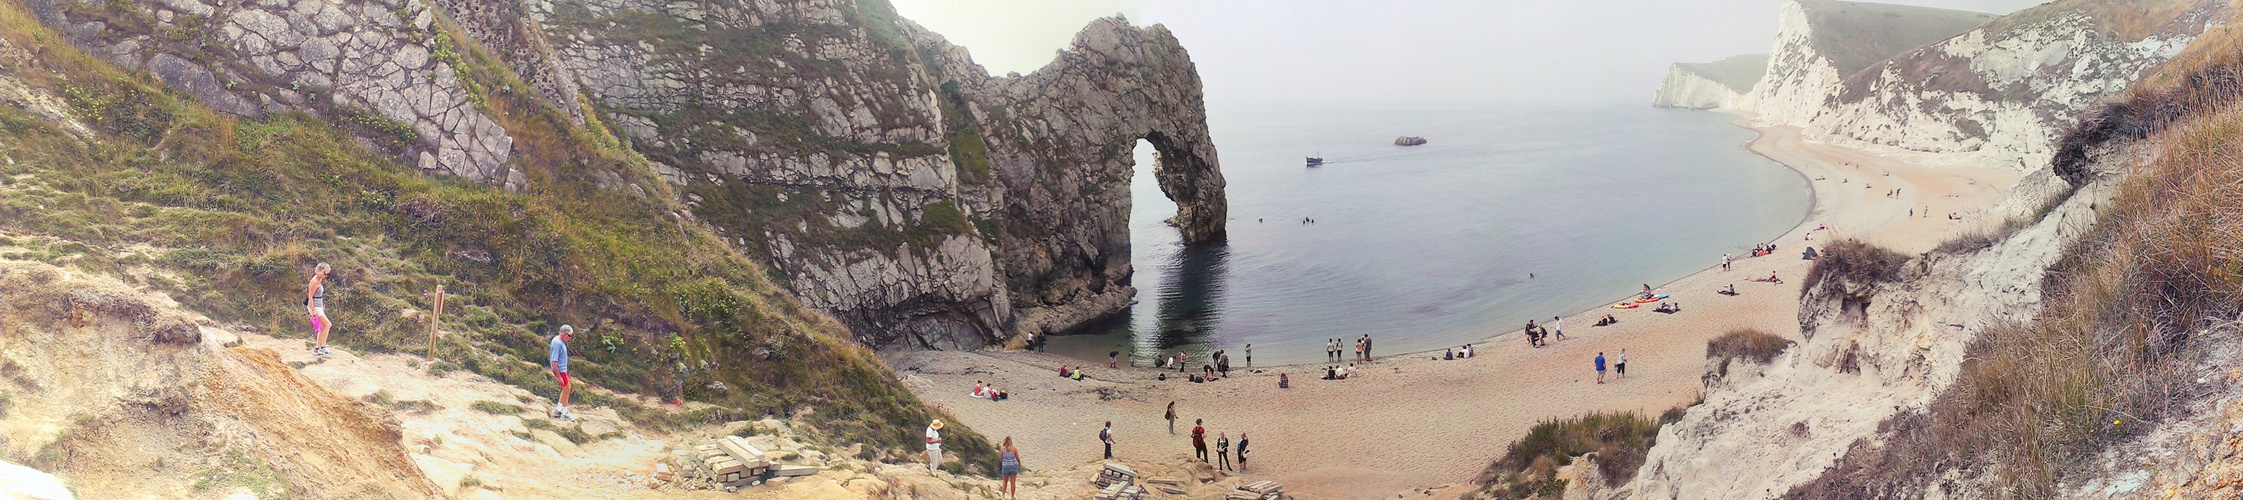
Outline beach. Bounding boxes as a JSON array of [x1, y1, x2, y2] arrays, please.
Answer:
[[886, 120, 2022, 499]]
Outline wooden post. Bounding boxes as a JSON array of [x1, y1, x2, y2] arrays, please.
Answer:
[[428, 285, 445, 362]]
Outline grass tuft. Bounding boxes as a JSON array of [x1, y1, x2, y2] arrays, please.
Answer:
[[1467, 406, 1691, 500], [1801, 239, 1911, 297]]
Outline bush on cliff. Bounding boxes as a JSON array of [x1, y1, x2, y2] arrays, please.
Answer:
[[0, 2, 993, 470], [1467, 406, 1690, 500], [1800, 239, 1910, 298]]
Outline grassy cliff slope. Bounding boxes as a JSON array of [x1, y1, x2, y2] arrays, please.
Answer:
[[1798, 0, 1995, 75], [1677, 54, 1771, 93], [0, 0, 993, 471]]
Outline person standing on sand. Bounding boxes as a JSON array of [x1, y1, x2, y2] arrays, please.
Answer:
[[1722, 253, 1731, 271], [549, 325, 575, 421], [1236, 433, 1250, 471], [1245, 343, 1252, 367], [306, 263, 334, 358], [1617, 349, 1628, 379], [1166, 401, 1178, 435], [1192, 420, 1208, 462], [1216, 433, 1232, 471], [999, 437, 1021, 499], [1365, 335, 1374, 361], [1101, 421, 1114, 459], [1329, 339, 1339, 362], [1595, 352, 1608, 384], [926, 419, 945, 471], [1109, 350, 1120, 369], [1353, 337, 1364, 362], [1553, 316, 1565, 341]]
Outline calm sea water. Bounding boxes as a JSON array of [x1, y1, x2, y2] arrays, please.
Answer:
[[1045, 104, 1810, 366]]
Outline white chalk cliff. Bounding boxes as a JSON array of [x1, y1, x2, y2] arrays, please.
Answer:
[[1652, 54, 1767, 110]]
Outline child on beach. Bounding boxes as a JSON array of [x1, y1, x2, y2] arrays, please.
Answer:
[[1617, 350, 1628, 378]]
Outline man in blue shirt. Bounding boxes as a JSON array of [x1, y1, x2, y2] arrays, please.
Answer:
[[1588, 354, 1605, 385], [550, 325, 575, 421]]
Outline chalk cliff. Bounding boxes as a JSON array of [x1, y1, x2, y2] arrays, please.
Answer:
[[24, 0, 1227, 349], [1738, 0, 2227, 170], [1651, 54, 1766, 110]]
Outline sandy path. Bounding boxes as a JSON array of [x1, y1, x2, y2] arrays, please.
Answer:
[[892, 121, 2021, 499]]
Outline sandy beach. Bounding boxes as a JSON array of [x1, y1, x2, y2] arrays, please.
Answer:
[[886, 119, 2022, 499]]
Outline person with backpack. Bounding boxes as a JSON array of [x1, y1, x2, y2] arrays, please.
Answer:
[[1100, 421, 1115, 459], [1192, 419, 1208, 462]]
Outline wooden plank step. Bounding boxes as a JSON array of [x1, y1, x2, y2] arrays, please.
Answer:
[[718, 436, 768, 467], [773, 465, 817, 477], [1160, 486, 1187, 495], [705, 457, 746, 475], [1147, 478, 1181, 486]]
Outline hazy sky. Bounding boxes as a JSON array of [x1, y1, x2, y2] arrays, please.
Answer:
[[890, 0, 2052, 106]]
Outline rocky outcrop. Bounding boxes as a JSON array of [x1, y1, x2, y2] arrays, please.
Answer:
[[1742, 0, 2229, 170], [26, 0, 526, 188], [28, 0, 1226, 349], [1651, 54, 1766, 110], [516, 0, 1224, 348]]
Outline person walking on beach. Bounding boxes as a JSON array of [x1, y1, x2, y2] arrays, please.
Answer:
[[1552, 316, 1566, 341], [925, 419, 945, 471], [1721, 253, 1731, 271], [1216, 433, 1233, 471], [550, 325, 576, 421], [1100, 421, 1114, 459], [1617, 349, 1628, 379], [1192, 420, 1209, 462], [1595, 352, 1608, 384], [306, 263, 334, 357], [1236, 433, 1250, 472], [1166, 401, 1178, 435], [999, 437, 1021, 499]]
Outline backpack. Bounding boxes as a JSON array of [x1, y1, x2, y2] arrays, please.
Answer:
[[1100, 428, 1111, 443]]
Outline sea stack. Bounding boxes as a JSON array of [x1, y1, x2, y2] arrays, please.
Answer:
[[1395, 136, 1428, 146]]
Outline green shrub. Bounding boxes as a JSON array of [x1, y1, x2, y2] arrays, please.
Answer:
[[1469, 407, 1689, 499]]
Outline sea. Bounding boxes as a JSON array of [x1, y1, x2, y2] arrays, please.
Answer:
[[1044, 103, 1811, 366]]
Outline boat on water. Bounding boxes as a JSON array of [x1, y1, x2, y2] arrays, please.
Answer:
[[1305, 157, 1324, 167]]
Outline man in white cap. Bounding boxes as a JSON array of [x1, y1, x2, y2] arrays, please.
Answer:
[[925, 419, 946, 471], [550, 325, 575, 421]]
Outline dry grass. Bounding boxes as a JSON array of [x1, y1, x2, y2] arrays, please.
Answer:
[[1801, 239, 1912, 299], [1467, 407, 1691, 500], [1788, 14, 2243, 496], [1706, 328, 1796, 382]]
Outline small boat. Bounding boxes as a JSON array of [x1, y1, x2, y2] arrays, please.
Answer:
[[1305, 157, 1324, 167]]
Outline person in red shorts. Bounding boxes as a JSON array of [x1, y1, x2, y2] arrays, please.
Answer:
[[549, 325, 575, 421]]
